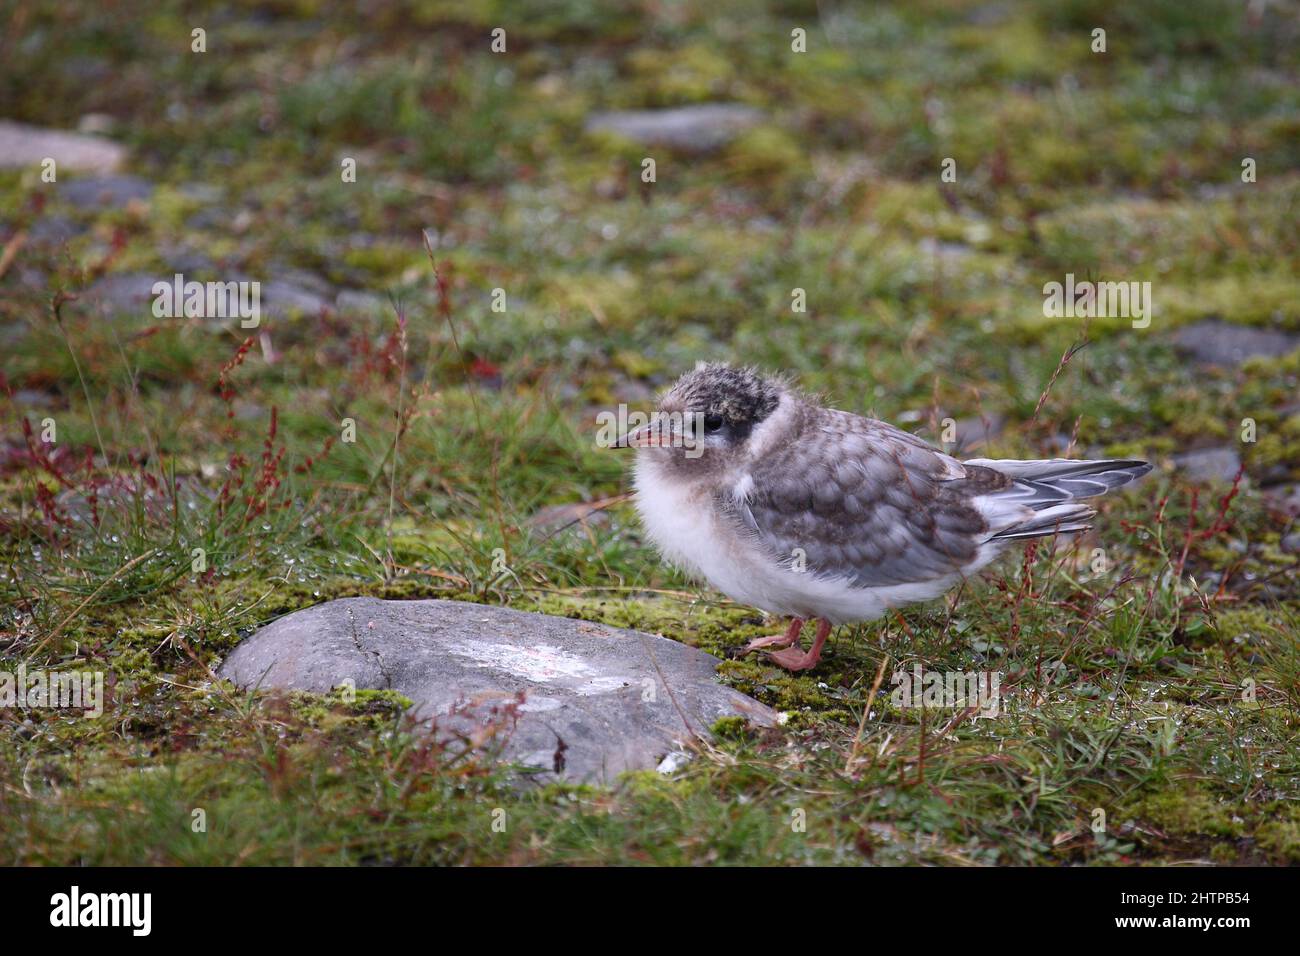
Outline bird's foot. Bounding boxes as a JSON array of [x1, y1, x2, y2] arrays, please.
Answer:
[[744, 618, 804, 653], [765, 645, 823, 671], [764, 619, 832, 672]]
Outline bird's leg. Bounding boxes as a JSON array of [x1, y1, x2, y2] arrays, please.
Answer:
[[744, 617, 804, 653], [766, 618, 832, 672]]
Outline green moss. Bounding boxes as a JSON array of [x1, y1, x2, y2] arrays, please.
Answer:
[[289, 688, 413, 730], [710, 716, 751, 740], [1209, 841, 1239, 864], [724, 126, 808, 184], [1256, 819, 1300, 862], [341, 244, 426, 283], [625, 44, 738, 105], [1213, 607, 1273, 642], [1125, 788, 1243, 839]]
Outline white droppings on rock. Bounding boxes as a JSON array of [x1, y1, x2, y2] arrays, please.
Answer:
[[517, 696, 563, 714], [656, 751, 692, 774], [446, 639, 629, 694]]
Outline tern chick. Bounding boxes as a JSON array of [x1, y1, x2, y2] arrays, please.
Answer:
[[615, 364, 1151, 671]]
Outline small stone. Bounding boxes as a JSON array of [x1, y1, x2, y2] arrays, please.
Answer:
[[27, 215, 85, 247], [1264, 484, 1300, 518], [334, 290, 387, 315], [232, 401, 267, 422], [951, 414, 1005, 452], [585, 104, 764, 154], [918, 238, 975, 262], [77, 114, 116, 136], [218, 597, 776, 784], [0, 120, 127, 175], [257, 271, 334, 317], [12, 389, 54, 407], [164, 249, 216, 276], [82, 272, 158, 316], [59, 175, 154, 210], [177, 183, 223, 204], [1172, 446, 1242, 483], [1171, 320, 1300, 367]]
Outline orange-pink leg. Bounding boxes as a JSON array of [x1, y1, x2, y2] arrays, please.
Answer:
[[744, 617, 804, 653], [766, 618, 833, 672]]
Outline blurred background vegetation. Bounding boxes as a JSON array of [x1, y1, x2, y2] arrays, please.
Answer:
[[0, 0, 1298, 865]]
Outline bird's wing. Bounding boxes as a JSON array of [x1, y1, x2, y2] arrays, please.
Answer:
[[724, 409, 1007, 588]]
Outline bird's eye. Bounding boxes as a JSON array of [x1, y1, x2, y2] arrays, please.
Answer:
[[702, 414, 724, 433]]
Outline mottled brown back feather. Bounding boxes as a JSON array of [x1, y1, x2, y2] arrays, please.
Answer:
[[725, 404, 993, 588]]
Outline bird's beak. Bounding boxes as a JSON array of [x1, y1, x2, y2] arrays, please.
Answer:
[[614, 418, 678, 448]]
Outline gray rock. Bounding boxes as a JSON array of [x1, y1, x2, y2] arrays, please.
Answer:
[[585, 104, 764, 154], [27, 215, 85, 247], [176, 182, 224, 204], [184, 206, 229, 231], [259, 282, 331, 317], [0, 320, 27, 350], [11, 389, 54, 408], [77, 114, 117, 136], [965, 2, 1013, 26], [257, 270, 334, 317], [1171, 320, 1300, 367], [81, 270, 334, 321], [164, 249, 216, 276], [231, 400, 268, 422], [0, 120, 127, 174], [82, 272, 158, 316], [1172, 446, 1243, 483], [1264, 484, 1300, 518], [334, 289, 388, 315], [918, 238, 975, 263], [219, 597, 776, 784], [267, 267, 333, 295], [951, 414, 1005, 453], [60, 175, 154, 210]]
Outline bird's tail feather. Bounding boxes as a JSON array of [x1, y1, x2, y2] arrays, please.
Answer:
[[966, 458, 1152, 541], [989, 503, 1096, 540]]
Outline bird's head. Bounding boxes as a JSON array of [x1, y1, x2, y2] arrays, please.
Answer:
[[615, 363, 784, 475]]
